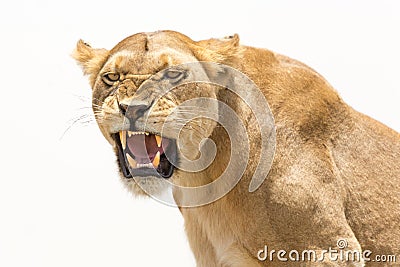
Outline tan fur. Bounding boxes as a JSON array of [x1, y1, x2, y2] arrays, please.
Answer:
[[73, 31, 400, 266]]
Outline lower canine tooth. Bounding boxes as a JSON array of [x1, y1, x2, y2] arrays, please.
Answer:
[[153, 151, 160, 168], [119, 131, 126, 149], [126, 153, 137, 168]]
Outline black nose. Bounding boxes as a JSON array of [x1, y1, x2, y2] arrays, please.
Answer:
[[118, 103, 128, 115], [119, 102, 150, 120]]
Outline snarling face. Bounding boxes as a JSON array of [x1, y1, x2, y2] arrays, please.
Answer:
[[73, 31, 239, 196]]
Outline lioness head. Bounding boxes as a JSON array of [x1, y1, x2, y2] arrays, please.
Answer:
[[73, 31, 242, 198]]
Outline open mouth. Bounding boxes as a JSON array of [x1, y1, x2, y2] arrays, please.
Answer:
[[114, 131, 176, 179]]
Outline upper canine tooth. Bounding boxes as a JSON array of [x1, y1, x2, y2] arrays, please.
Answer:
[[119, 131, 126, 149], [152, 151, 160, 168], [155, 135, 162, 147]]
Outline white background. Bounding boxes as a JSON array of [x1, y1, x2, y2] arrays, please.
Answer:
[[0, 1, 399, 266]]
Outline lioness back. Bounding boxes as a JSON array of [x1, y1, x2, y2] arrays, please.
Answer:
[[244, 45, 400, 257]]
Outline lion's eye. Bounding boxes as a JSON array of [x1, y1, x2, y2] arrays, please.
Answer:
[[164, 70, 183, 80], [102, 72, 120, 85]]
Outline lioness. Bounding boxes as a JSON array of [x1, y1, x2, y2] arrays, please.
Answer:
[[73, 31, 400, 266]]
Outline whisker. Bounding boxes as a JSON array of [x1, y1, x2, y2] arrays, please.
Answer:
[[72, 94, 91, 102], [60, 95, 102, 140], [60, 114, 97, 140]]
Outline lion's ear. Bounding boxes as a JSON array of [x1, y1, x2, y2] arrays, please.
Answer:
[[72, 40, 109, 87], [193, 34, 241, 63]]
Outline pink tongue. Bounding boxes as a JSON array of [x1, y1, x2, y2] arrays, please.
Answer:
[[127, 134, 169, 163]]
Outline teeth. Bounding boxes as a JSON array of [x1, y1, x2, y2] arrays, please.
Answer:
[[155, 135, 162, 147], [127, 131, 149, 137], [119, 131, 126, 149], [126, 153, 137, 168], [126, 152, 161, 169], [153, 151, 160, 168], [137, 163, 154, 168]]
